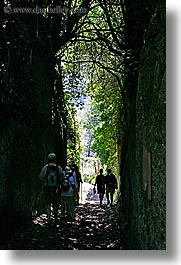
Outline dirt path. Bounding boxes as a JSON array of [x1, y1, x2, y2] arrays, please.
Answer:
[[1, 183, 122, 250]]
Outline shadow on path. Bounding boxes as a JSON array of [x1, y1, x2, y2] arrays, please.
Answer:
[[0, 183, 121, 250]]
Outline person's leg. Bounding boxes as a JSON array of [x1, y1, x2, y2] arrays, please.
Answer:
[[110, 192, 114, 206], [52, 195, 60, 221], [99, 193, 103, 205], [46, 203, 51, 221], [77, 184, 80, 205], [46, 193, 52, 221], [106, 187, 110, 204], [66, 196, 75, 220], [76, 192, 80, 206], [61, 196, 66, 217], [73, 190, 79, 207], [38, 190, 46, 215], [110, 188, 115, 206]]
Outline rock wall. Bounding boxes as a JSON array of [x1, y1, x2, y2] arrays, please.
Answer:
[[0, 39, 55, 243], [119, 1, 166, 250], [128, 2, 166, 249]]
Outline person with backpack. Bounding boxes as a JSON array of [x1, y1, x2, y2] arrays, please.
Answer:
[[61, 166, 76, 221], [105, 168, 118, 206], [39, 153, 63, 223], [94, 169, 105, 207]]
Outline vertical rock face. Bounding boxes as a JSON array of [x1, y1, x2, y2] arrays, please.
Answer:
[[0, 22, 55, 240], [136, 4, 166, 250], [123, 2, 166, 249]]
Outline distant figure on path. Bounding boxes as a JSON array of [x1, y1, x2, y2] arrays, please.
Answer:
[[105, 168, 118, 206], [94, 169, 105, 206], [39, 153, 63, 223]]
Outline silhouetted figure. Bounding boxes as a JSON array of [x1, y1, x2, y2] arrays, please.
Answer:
[[94, 169, 105, 206], [105, 168, 118, 206], [39, 153, 63, 223], [72, 164, 83, 205]]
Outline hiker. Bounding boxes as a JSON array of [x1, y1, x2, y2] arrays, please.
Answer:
[[94, 168, 105, 206], [61, 166, 76, 221], [72, 164, 83, 205], [39, 153, 63, 223], [105, 168, 118, 206]]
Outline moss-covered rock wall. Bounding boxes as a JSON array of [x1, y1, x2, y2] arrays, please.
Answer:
[[120, 1, 166, 249], [134, 2, 166, 249]]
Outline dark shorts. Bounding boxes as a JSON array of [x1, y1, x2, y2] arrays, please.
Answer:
[[41, 188, 61, 206], [97, 186, 105, 194]]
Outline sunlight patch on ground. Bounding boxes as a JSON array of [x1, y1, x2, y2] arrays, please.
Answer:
[[79, 182, 107, 204]]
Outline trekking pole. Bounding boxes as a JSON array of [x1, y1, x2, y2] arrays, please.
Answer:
[[80, 182, 82, 202]]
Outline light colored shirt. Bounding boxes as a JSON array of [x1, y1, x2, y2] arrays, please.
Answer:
[[61, 175, 75, 197]]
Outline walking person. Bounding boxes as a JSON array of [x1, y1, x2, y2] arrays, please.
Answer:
[[94, 169, 105, 207], [72, 164, 83, 205], [39, 153, 63, 223], [61, 166, 76, 221], [105, 168, 118, 206]]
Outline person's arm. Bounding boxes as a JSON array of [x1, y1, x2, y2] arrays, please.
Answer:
[[70, 176, 77, 191], [72, 172, 78, 188], [103, 175, 106, 185], [104, 175, 107, 186], [38, 165, 48, 191], [78, 172, 83, 183], [58, 166, 63, 184], [39, 165, 47, 182], [94, 176, 98, 186], [114, 175, 118, 189]]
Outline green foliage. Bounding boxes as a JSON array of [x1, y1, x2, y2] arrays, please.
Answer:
[[66, 107, 82, 166], [86, 68, 125, 170], [58, 0, 127, 171], [83, 174, 96, 184]]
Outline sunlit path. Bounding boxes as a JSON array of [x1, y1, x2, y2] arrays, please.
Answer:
[[79, 182, 107, 205]]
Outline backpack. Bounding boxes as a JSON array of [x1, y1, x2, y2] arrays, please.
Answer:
[[46, 165, 59, 191], [62, 173, 71, 192]]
